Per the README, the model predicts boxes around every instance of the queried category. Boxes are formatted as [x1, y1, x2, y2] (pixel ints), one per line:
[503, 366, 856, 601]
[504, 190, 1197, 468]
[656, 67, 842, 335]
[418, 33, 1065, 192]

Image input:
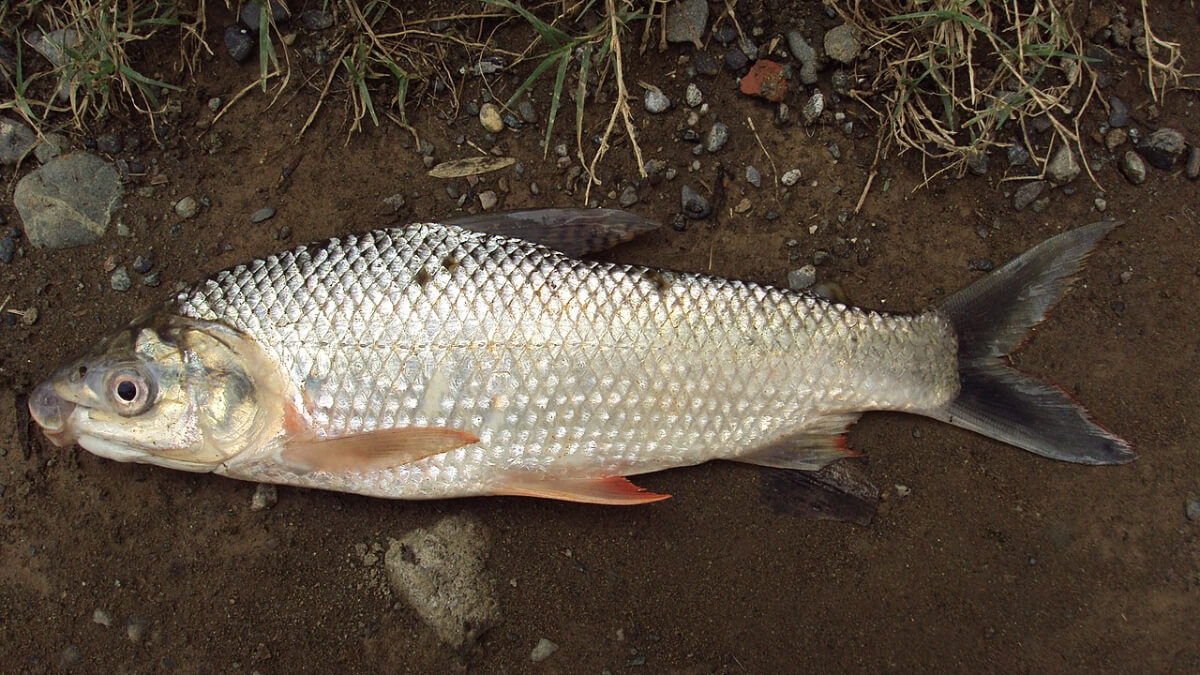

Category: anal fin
[496, 475, 671, 505]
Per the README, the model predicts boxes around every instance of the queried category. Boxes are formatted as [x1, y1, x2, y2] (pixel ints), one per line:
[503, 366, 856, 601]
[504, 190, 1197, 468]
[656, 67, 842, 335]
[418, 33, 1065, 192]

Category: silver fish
[28, 209, 1133, 504]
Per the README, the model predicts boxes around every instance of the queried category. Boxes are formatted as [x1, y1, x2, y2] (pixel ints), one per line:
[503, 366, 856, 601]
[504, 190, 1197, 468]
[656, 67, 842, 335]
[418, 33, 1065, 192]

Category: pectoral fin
[496, 475, 671, 505]
[281, 427, 479, 472]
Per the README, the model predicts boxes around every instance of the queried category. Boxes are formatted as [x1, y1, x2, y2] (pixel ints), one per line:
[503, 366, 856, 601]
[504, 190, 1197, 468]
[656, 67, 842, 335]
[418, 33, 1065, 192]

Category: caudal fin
[929, 222, 1135, 465]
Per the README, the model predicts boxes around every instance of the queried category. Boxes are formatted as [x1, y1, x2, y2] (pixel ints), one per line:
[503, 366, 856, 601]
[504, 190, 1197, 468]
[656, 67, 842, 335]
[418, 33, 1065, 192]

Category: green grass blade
[483, 0, 570, 48]
[542, 51, 570, 157]
[506, 48, 568, 108]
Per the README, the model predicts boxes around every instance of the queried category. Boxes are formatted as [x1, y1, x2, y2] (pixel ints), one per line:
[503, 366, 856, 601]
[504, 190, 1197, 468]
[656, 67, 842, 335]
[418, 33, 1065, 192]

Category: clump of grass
[836, 0, 1101, 183]
[0, 0, 184, 133]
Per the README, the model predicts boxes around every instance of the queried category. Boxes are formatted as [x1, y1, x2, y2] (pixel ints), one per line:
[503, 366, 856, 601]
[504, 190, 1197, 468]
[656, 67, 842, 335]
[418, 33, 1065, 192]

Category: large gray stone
[386, 515, 500, 648]
[15, 153, 122, 249]
[665, 0, 708, 46]
[824, 24, 861, 65]
[0, 116, 36, 165]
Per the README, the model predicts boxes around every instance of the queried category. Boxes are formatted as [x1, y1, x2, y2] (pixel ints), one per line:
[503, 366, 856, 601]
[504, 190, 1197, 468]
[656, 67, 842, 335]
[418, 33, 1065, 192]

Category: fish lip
[29, 379, 79, 446]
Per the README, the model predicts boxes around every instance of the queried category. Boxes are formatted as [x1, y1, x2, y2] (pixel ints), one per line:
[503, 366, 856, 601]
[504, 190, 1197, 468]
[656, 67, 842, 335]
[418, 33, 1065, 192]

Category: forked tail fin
[928, 222, 1135, 464]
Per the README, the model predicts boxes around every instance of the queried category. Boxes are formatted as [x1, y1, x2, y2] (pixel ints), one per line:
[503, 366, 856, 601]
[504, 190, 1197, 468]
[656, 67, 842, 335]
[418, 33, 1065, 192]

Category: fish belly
[180, 224, 958, 498]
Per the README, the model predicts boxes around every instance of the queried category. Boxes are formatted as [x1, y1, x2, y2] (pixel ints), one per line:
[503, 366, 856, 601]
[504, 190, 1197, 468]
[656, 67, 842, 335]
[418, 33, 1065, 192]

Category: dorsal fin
[444, 208, 659, 256]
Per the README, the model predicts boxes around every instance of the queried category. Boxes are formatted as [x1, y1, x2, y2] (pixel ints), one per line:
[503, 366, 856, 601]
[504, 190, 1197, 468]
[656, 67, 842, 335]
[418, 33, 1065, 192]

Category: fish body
[29, 210, 1133, 504]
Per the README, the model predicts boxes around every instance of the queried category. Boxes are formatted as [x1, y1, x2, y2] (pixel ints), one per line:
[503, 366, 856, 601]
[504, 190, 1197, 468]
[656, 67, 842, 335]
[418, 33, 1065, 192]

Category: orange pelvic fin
[281, 426, 479, 472]
[497, 475, 671, 505]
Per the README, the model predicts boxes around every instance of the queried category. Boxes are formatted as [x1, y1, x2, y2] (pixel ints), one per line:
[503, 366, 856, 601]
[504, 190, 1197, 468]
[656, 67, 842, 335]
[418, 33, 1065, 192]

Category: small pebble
[705, 122, 729, 153]
[723, 49, 749, 74]
[174, 196, 199, 219]
[967, 152, 988, 176]
[644, 89, 671, 114]
[894, 484, 911, 498]
[1186, 499, 1200, 522]
[787, 265, 816, 290]
[1119, 151, 1146, 185]
[618, 185, 639, 207]
[479, 190, 498, 210]
[1006, 143, 1030, 166]
[1107, 96, 1129, 128]
[300, 9, 334, 30]
[801, 92, 824, 125]
[1012, 180, 1044, 211]
[92, 609, 113, 627]
[827, 142, 841, 160]
[142, 271, 161, 287]
[680, 185, 711, 219]
[733, 197, 751, 214]
[685, 83, 703, 108]
[530, 638, 559, 663]
[250, 483, 278, 511]
[1046, 145, 1080, 185]
[479, 103, 504, 133]
[110, 267, 131, 292]
[1187, 147, 1200, 180]
[713, 25, 737, 45]
[517, 100, 538, 124]
[1094, 197, 1107, 212]
[207, 97, 222, 112]
[1104, 128, 1128, 151]
[745, 165, 761, 188]
[251, 206, 276, 223]
[1136, 127, 1186, 170]
[0, 235, 14, 264]
[96, 133, 122, 154]
[126, 617, 147, 643]
[132, 255, 154, 274]
[224, 25, 254, 62]
[781, 169, 802, 186]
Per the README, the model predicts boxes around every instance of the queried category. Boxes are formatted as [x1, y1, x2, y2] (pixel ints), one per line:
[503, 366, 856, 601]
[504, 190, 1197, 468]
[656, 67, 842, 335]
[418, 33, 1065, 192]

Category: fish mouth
[29, 380, 79, 447]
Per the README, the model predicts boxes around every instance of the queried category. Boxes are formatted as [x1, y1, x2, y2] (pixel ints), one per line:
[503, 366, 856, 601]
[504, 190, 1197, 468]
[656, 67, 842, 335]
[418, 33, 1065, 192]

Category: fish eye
[107, 367, 156, 416]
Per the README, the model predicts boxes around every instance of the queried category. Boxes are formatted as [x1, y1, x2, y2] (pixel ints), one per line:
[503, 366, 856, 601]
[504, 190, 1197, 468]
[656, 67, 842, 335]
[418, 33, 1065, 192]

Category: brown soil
[2, 2, 1198, 672]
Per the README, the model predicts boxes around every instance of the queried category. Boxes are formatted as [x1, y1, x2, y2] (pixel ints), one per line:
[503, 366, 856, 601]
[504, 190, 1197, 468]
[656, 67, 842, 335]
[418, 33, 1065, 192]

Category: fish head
[29, 313, 287, 472]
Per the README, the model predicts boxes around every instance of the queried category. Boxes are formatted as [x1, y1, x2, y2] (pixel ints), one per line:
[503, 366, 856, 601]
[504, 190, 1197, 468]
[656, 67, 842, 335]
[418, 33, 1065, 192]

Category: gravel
[1187, 147, 1200, 180]
[110, 267, 131, 292]
[1006, 143, 1030, 166]
[786, 31, 819, 85]
[1012, 180, 1045, 211]
[787, 265, 817, 290]
[705, 122, 730, 152]
[1187, 499, 1200, 522]
[0, 115, 37, 165]
[174, 196, 199, 219]
[801, 92, 825, 125]
[224, 25, 254, 63]
[824, 24, 861, 64]
[479, 190, 498, 210]
[680, 185, 711, 219]
[1135, 127, 1186, 170]
[781, 168, 802, 186]
[530, 638, 559, 662]
[1108, 96, 1129, 127]
[1120, 150, 1147, 184]
[1046, 146, 1080, 185]
[250, 483, 278, 511]
[685, 83, 703, 108]
[643, 89, 671, 114]
[479, 103, 504, 133]
[300, 9, 334, 31]
[251, 206, 276, 223]
[618, 185, 639, 207]
[745, 165, 762, 188]
[0, 235, 15, 264]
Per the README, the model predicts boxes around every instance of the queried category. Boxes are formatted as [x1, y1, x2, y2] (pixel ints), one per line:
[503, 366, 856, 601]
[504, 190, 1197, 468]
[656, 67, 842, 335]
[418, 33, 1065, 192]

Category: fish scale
[174, 223, 958, 498]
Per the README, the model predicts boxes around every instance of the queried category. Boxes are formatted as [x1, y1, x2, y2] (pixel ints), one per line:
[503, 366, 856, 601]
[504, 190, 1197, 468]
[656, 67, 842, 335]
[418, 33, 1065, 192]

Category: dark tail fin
[929, 222, 1135, 465]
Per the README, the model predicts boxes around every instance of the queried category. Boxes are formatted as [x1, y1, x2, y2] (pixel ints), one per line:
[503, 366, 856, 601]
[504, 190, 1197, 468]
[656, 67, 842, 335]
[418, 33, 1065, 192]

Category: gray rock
[1012, 180, 1044, 211]
[530, 638, 559, 662]
[0, 116, 36, 165]
[693, 51, 719, 77]
[34, 133, 68, 163]
[385, 514, 500, 648]
[96, 134, 122, 154]
[1006, 143, 1030, 166]
[781, 168, 802, 186]
[824, 24, 861, 65]
[1187, 499, 1200, 522]
[705, 122, 730, 152]
[1094, 197, 1107, 212]
[787, 265, 817, 290]
[517, 100, 537, 124]
[685, 82, 703, 108]
[618, 185, 639, 207]
[15, 153, 122, 248]
[251, 206, 276, 223]
[1108, 96, 1129, 128]
[827, 142, 841, 161]
[786, 31, 819, 85]
[141, 271, 161, 287]
[1135, 127, 1186, 170]
[775, 102, 790, 125]
[681, 185, 711, 219]
[0, 236, 14, 264]
[723, 49, 749, 74]
[737, 36, 758, 61]
[644, 88, 671, 114]
[132, 255, 154, 274]
[110, 266, 131, 292]
[1046, 146, 1080, 185]
[240, 0, 290, 31]
[745, 165, 762, 188]
[1104, 128, 1128, 152]
[801, 92, 825, 126]
[250, 483, 278, 510]
[1187, 146, 1199, 180]
[479, 190, 498, 210]
[967, 151, 989, 176]
[224, 25, 254, 63]
[92, 608, 113, 627]
[665, 0, 708, 46]
[712, 25, 737, 45]
[174, 196, 199, 219]
[300, 9, 334, 31]
[1119, 150, 1146, 184]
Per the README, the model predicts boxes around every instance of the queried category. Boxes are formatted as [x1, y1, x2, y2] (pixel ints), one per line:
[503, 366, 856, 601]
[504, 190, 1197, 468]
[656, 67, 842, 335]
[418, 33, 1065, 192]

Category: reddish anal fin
[281, 427, 479, 473]
[497, 476, 671, 505]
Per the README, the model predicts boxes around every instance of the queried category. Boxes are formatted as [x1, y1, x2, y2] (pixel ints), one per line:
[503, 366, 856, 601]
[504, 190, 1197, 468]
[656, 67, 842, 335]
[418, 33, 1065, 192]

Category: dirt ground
[2, 1, 1199, 672]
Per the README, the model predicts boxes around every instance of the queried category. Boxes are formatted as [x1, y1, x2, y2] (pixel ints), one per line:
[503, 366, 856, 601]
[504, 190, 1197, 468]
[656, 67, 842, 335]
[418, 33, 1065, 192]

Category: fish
[28, 209, 1134, 505]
